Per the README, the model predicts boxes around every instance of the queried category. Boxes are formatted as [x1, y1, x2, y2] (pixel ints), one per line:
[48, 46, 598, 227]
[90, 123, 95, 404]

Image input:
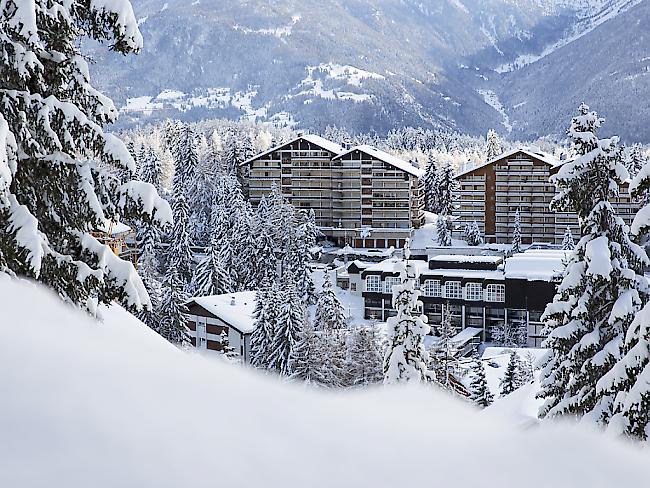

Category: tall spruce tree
[250, 281, 276, 369]
[500, 351, 521, 397]
[436, 161, 458, 216]
[597, 152, 650, 439]
[268, 277, 305, 376]
[0, 0, 171, 312]
[511, 208, 522, 254]
[158, 268, 190, 346]
[315, 272, 348, 331]
[289, 320, 322, 384]
[383, 243, 431, 384]
[537, 104, 648, 425]
[429, 304, 458, 388]
[436, 214, 452, 247]
[423, 153, 439, 212]
[470, 359, 494, 408]
[190, 237, 233, 297]
[485, 129, 503, 161]
[348, 326, 385, 386]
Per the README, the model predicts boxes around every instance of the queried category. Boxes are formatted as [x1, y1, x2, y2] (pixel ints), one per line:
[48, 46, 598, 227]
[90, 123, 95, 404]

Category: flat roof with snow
[504, 250, 569, 281]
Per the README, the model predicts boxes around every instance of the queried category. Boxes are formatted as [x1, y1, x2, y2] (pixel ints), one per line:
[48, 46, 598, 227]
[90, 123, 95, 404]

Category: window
[465, 283, 483, 301]
[365, 275, 381, 293]
[384, 276, 400, 294]
[444, 281, 462, 299]
[423, 280, 441, 297]
[486, 284, 505, 302]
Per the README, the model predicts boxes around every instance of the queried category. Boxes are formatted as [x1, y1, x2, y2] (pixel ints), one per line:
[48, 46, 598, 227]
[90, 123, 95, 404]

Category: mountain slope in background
[91, 0, 650, 141]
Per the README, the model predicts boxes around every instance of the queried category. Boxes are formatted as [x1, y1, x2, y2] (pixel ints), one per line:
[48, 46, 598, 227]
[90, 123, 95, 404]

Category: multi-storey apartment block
[455, 148, 639, 244]
[241, 135, 425, 248]
[360, 250, 567, 347]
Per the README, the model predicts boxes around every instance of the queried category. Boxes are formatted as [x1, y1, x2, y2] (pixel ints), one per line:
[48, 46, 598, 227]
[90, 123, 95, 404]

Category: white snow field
[1, 277, 649, 488]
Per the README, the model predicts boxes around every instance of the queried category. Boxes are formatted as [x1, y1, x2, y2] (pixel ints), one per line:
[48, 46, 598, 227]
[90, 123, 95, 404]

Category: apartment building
[240, 135, 425, 248]
[360, 250, 567, 347]
[455, 148, 639, 244]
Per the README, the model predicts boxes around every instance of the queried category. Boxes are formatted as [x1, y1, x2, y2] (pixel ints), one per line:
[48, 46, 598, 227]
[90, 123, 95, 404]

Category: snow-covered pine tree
[423, 153, 439, 212]
[436, 214, 452, 247]
[158, 268, 190, 346]
[190, 236, 233, 297]
[596, 147, 650, 439]
[436, 160, 458, 216]
[485, 129, 503, 161]
[166, 125, 197, 287]
[289, 320, 322, 384]
[0, 0, 171, 312]
[538, 104, 648, 425]
[250, 282, 277, 369]
[348, 326, 385, 386]
[562, 226, 575, 250]
[511, 208, 522, 254]
[470, 359, 494, 408]
[137, 219, 163, 331]
[624, 144, 647, 179]
[500, 351, 521, 397]
[315, 272, 348, 331]
[290, 211, 317, 303]
[464, 220, 482, 246]
[139, 146, 163, 194]
[516, 353, 535, 387]
[268, 277, 305, 376]
[383, 243, 431, 384]
[219, 330, 239, 362]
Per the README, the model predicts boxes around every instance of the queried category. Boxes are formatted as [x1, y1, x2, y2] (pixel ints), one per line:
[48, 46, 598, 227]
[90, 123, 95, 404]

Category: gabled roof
[455, 147, 561, 179]
[186, 291, 257, 334]
[241, 134, 344, 166]
[333, 145, 424, 178]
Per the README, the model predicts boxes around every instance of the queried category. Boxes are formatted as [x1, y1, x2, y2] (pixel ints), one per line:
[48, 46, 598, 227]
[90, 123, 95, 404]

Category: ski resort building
[185, 291, 257, 361]
[360, 250, 568, 347]
[240, 135, 425, 248]
[454, 148, 639, 244]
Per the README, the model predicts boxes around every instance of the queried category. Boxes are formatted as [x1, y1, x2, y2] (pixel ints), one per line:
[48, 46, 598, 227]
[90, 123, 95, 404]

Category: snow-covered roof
[455, 147, 561, 179]
[504, 250, 569, 281]
[333, 246, 396, 258]
[241, 134, 344, 165]
[187, 291, 257, 334]
[429, 254, 502, 264]
[363, 258, 429, 275]
[451, 327, 482, 345]
[333, 145, 424, 178]
[96, 220, 133, 236]
[421, 268, 505, 280]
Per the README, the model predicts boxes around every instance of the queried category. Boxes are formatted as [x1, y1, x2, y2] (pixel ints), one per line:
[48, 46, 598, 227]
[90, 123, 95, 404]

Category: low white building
[185, 291, 257, 362]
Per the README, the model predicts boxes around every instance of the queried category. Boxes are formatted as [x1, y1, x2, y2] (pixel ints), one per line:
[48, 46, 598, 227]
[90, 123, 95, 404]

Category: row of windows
[365, 276, 505, 302]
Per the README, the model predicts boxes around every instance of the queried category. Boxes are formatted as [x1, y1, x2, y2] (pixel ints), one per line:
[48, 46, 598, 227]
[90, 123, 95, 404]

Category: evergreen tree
[250, 282, 276, 369]
[219, 330, 239, 362]
[500, 351, 521, 397]
[158, 268, 190, 346]
[383, 244, 431, 384]
[436, 214, 452, 247]
[0, 0, 171, 312]
[597, 148, 650, 439]
[348, 326, 385, 386]
[423, 153, 439, 212]
[624, 144, 647, 179]
[562, 226, 575, 250]
[138, 146, 163, 194]
[436, 161, 458, 216]
[470, 359, 494, 408]
[485, 129, 503, 161]
[315, 272, 348, 331]
[268, 277, 305, 376]
[511, 209, 522, 254]
[289, 321, 322, 384]
[538, 104, 648, 425]
[166, 125, 197, 287]
[137, 221, 163, 331]
[190, 237, 233, 297]
[464, 220, 482, 246]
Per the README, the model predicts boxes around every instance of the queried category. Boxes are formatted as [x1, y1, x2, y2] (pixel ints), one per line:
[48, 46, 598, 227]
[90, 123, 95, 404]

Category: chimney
[230, 296, 236, 306]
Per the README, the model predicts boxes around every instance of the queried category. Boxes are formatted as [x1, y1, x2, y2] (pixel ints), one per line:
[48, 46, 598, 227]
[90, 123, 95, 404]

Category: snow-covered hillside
[1, 277, 650, 487]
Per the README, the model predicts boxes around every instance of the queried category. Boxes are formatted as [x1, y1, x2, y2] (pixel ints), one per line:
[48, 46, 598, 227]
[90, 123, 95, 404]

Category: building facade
[185, 291, 256, 361]
[360, 251, 566, 347]
[241, 135, 425, 248]
[455, 148, 639, 244]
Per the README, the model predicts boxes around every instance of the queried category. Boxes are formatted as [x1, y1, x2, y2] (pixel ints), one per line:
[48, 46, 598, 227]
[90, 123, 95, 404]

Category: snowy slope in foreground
[1, 278, 649, 487]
